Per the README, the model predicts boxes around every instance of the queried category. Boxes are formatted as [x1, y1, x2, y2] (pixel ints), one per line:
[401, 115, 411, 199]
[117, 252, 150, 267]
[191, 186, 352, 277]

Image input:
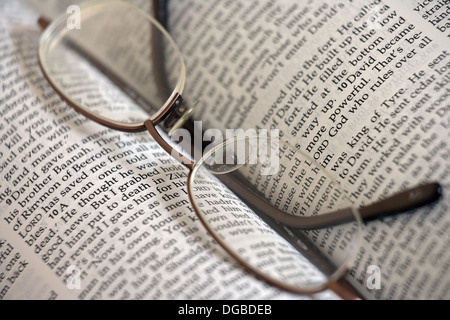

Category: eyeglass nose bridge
[153, 94, 198, 136]
[146, 94, 197, 171]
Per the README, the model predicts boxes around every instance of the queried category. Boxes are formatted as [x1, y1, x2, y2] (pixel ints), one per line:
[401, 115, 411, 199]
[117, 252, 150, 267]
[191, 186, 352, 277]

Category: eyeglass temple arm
[219, 174, 442, 229]
[357, 182, 442, 220]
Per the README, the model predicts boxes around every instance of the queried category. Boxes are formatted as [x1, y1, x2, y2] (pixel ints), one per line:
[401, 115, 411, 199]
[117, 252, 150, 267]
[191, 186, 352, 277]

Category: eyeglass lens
[39, 1, 185, 127]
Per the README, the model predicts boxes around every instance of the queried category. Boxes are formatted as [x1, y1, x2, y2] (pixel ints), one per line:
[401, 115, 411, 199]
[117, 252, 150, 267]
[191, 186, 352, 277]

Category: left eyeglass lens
[39, 1, 185, 125]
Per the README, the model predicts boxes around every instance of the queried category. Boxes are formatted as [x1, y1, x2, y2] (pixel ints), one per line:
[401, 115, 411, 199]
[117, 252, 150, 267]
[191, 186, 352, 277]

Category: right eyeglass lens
[189, 136, 362, 293]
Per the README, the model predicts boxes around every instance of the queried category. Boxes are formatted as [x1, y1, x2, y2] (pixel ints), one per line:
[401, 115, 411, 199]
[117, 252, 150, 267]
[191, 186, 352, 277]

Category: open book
[1, 0, 449, 300]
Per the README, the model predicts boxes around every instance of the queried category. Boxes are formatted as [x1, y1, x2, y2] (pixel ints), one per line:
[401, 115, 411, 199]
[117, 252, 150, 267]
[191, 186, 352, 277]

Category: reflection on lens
[39, 1, 185, 127]
[189, 136, 362, 293]
[202, 136, 254, 174]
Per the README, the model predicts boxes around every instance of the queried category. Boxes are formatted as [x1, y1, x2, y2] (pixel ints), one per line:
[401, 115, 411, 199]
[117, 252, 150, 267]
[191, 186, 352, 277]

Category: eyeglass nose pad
[168, 99, 201, 136]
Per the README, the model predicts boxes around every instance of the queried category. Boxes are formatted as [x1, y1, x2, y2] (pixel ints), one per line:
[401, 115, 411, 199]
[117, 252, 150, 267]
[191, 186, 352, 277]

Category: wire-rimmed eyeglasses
[37, 1, 442, 298]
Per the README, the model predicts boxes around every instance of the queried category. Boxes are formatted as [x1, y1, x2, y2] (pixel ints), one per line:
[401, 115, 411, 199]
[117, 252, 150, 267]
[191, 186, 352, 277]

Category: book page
[6, 0, 448, 300]
[1, 0, 336, 300]
[165, 0, 450, 299]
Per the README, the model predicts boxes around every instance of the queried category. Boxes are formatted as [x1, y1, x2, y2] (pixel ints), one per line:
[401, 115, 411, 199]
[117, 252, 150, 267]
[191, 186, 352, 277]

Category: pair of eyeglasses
[37, 1, 442, 298]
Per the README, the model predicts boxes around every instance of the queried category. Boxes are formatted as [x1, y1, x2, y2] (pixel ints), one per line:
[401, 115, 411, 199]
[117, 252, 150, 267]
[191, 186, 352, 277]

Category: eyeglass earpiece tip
[431, 182, 443, 201]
